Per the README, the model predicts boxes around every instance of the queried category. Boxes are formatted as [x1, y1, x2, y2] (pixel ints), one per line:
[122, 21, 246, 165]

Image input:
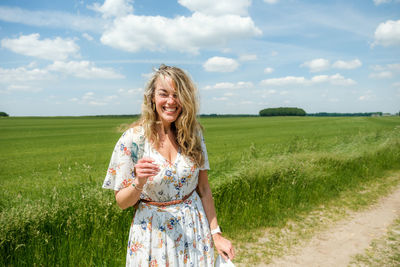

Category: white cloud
[264, 0, 279, 4]
[0, 6, 104, 33]
[369, 71, 393, 79]
[239, 54, 258, 61]
[261, 74, 356, 86]
[72, 91, 118, 106]
[0, 65, 53, 83]
[264, 67, 274, 74]
[1, 33, 80, 61]
[178, 0, 251, 16]
[301, 58, 330, 72]
[373, 0, 400, 5]
[332, 59, 362, 70]
[203, 57, 239, 72]
[1, 84, 43, 93]
[212, 97, 228, 101]
[311, 73, 356, 85]
[89, 0, 133, 19]
[204, 81, 253, 90]
[100, 12, 261, 53]
[358, 90, 375, 101]
[369, 63, 400, 79]
[47, 61, 124, 79]
[261, 76, 307, 86]
[373, 20, 400, 47]
[118, 88, 143, 95]
[82, 33, 94, 41]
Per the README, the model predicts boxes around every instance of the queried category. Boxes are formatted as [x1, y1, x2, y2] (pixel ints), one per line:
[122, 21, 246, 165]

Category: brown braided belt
[141, 189, 196, 207]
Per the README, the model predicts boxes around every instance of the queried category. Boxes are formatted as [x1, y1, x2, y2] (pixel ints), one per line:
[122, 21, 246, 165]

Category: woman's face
[152, 75, 182, 127]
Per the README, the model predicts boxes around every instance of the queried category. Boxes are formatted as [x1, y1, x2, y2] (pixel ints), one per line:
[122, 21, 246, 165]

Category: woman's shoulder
[120, 125, 145, 143]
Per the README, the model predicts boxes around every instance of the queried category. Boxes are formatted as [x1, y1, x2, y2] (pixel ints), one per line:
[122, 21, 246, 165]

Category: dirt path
[257, 184, 400, 267]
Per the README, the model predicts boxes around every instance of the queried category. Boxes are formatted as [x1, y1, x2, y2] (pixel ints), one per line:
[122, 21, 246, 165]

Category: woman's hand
[213, 234, 235, 261]
[134, 157, 159, 185]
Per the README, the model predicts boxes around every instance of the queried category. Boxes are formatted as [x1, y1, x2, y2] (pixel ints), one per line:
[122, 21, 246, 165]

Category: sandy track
[261, 184, 400, 267]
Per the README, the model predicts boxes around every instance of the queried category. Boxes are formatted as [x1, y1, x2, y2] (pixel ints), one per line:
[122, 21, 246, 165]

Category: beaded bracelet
[131, 182, 143, 191]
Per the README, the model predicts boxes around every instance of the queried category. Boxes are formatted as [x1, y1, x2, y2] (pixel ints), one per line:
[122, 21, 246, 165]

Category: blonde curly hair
[132, 64, 205, 167]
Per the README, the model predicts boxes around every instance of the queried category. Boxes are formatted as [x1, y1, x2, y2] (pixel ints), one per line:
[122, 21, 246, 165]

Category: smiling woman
[102, 64, 235, 266]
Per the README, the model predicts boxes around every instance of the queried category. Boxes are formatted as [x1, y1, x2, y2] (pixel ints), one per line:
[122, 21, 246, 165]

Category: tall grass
[1, 116, 400, 265]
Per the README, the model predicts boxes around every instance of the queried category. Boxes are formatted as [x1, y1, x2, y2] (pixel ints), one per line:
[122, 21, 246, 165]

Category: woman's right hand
[134, 157, 160, 186]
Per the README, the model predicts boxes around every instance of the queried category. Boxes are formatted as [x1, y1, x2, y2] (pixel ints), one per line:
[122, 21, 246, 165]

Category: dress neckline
[146, 139, 181, 166]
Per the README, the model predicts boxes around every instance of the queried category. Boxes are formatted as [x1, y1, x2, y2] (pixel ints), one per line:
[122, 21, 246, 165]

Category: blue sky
[0, 0, 399, 116]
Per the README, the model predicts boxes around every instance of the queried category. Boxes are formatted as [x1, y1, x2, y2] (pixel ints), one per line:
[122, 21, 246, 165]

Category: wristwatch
[211, 226, 222, 235]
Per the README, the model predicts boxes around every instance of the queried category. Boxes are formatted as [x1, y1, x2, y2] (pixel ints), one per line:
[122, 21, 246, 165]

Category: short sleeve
[102, 128, 141, 191]
[199, 131, 210, 171]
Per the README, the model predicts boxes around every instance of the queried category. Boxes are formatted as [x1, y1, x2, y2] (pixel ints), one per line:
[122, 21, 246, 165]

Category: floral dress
[102, 126, 214, 267]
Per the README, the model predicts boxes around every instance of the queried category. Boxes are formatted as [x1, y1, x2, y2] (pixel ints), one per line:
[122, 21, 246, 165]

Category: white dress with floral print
[103, 126, 214, 267]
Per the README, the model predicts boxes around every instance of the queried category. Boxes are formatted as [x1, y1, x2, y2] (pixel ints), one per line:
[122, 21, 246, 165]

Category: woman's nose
[167, 95, 176, 103]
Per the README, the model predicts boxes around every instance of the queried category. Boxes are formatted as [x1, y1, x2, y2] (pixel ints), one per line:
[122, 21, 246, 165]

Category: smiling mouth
[163, 107, 178, 113]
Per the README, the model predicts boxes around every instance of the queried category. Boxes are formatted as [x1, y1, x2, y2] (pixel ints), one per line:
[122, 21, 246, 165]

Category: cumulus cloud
[1, 33, 79, 61]
[261, 76, 307, 86]
[369, 63, 400, 79]
[203, 57, 239, 72]
[373, 20, 400, 47]
[178, 0, 251, 16]
[332, 59, 362, 69]
[1, 84, 43, 93]
[118, 88, 143, 95]
[101, 13, 261, 53]
[301, 58, 362, 72]
[89, 0, 133, 18]
[72, 91, 119, 106]
[369, 71, 393, 79]
[99, 0, 261, 54]
[0, 65, 53, 83]
[261, 74, 356, 86]
[239, 54, 258, 61]
[358, 90, 375, 101]
[47, 61, 124, 79]
[301, 58, 330, 72]
[82, 33, 94, 41]
[203, 81, 253, 90]
[373, 0, 400, 5]
[264, 67, 274, 74]
[311, 74, 356, 85]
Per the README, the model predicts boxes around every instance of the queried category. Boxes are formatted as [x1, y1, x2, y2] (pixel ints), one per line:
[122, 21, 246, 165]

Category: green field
[1, 116, 400, 265]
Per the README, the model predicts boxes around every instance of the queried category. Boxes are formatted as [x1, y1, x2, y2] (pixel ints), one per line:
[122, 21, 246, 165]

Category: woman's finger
[138, 157, 155, 163]
[136, 162, 159, 170]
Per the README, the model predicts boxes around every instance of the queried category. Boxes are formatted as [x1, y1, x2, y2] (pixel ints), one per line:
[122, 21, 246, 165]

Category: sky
[0, 0, 399, 116]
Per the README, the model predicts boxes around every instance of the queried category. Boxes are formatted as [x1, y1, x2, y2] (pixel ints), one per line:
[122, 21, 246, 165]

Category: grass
[1, 116, 400, 265]
[235, 170, 400, 264]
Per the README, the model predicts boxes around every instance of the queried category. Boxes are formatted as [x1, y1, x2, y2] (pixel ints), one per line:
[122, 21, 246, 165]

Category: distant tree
[0, 112, 9, 117]
[259, 107, 306, 116]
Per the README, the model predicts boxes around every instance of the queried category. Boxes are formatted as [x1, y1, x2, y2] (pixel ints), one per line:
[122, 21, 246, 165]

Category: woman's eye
[159, 93, 168, 97]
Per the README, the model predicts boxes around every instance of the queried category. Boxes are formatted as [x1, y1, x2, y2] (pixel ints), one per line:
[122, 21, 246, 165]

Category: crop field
[1, 116, 400, 265]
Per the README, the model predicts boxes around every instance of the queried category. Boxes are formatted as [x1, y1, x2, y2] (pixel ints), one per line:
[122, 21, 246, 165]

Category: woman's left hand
[213, 234, 235, 261]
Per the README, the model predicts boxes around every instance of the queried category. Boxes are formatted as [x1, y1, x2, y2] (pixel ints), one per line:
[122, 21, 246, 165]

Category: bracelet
[211, 226, 222, 235]
[131, 182, 143, 191]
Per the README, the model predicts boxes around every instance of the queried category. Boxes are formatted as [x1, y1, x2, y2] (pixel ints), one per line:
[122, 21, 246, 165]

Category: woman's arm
[197, 170, 235, 261]
[115, 157, 159, 209]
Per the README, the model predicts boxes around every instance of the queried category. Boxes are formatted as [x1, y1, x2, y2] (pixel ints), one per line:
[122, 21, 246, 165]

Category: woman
[103, 64, 235, 266]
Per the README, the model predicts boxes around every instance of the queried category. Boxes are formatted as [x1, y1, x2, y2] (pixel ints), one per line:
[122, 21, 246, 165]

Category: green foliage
[307, 112, 382, 117]
[0, 112, 9, 117]
[259, 107, 306, 116]
[1, 116, 400, 265]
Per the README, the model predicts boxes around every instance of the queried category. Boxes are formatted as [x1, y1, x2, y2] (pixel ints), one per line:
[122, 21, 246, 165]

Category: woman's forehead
[155, 75, 176, 92]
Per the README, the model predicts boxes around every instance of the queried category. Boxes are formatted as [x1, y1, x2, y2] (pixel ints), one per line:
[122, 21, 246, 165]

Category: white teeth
[164, 107, 176, 112]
